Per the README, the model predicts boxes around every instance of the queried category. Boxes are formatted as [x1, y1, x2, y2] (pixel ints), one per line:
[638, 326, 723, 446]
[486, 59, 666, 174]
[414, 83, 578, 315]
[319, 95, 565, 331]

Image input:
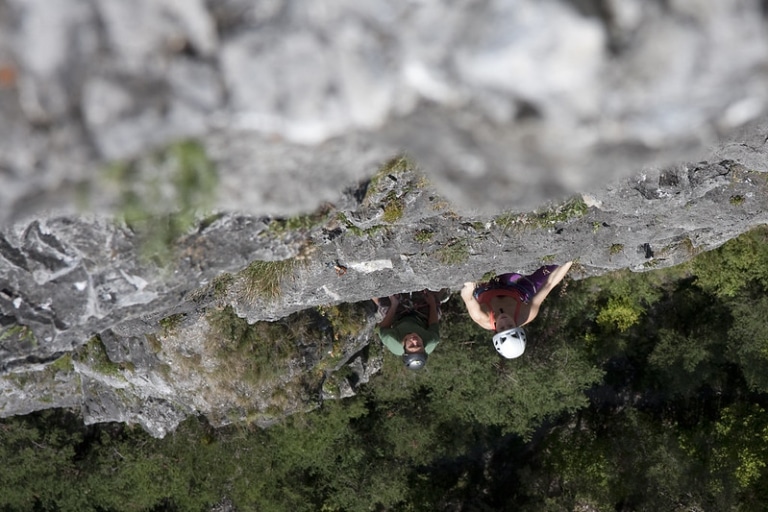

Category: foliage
[381, 192, 405, 223]
[76, 336, 128, 377]
[266, 203, 333, 235]
[496, 195, 589, 232]
[533, 195, 589, 226]
[206, 306, 307, 386]
[596, 296, 641, 332]
[433, 238, 469, 265]
[692, 226, 768, 298]
[726, 296, 768, 392]
[159, 313, 184, 335]
[0, 324, 37, 347]
[413, 228, 434, 243]
[318, 302, 370, 341]
[0, 411, 84, 511]
[5, 227, 768, 511]
[49, 353, 74, 373]
[241, 258, 300, 300]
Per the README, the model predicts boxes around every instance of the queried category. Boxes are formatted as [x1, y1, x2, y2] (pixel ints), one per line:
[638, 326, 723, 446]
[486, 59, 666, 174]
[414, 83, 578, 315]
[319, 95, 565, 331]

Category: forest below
[3, 227, 768, 511]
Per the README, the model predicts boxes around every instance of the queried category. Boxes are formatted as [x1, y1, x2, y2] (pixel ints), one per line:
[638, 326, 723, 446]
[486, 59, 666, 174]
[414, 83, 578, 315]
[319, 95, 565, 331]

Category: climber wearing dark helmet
[461, 261, 573, 359]
[373, 290, 444, 370]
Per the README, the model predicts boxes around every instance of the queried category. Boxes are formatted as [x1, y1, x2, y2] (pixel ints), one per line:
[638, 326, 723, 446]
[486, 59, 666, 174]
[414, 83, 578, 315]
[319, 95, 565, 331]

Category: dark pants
[473, 265, 558, 303]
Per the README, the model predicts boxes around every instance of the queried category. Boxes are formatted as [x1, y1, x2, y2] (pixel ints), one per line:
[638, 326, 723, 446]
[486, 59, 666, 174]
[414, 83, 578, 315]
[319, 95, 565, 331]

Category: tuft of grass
[318, 303, 369, 341]
[242, 259, 301, 301]
[320, 366, 356, 398]
[481, 270, 497, 282]
[337, 212, 365, 237]
[532, 196, 588, 227]
[49, 353, 74, 374]
[381, 192, 405, 223]
[367, 156, 410, 198]
[434, 238, 470, 265]
[431, 199, 452, 211]
[441, 210, 461, 221]
[160, 313, 185, 336]
[494, 211, 529, 231]
[414, 174, 431, 189]
[730, 195, 745, 206]
[336, 212, 387, 238]
[77, 336, 125, 377]
[414, 229, 434, 244]
[266, 203, 334, 235]
[206, 307, 307, 387]
[496, 196, 589, 232]
[313, 303, 372, 372]
[609, 244, 624, 256]
[0, 324, 37, 347]
[211, 273, 235, 299]
[541, 254, 556, 263]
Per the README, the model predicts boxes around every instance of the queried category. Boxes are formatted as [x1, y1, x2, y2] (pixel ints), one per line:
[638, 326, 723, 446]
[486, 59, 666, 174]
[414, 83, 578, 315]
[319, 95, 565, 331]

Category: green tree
[0, 411, 84, 511]
[693, 227, 768, 298]
[727, 296, 768, 393]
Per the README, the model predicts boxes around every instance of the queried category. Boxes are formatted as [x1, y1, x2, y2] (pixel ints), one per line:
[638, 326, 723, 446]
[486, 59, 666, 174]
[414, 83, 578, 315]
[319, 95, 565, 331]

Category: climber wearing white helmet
[461, 261, 573, 359]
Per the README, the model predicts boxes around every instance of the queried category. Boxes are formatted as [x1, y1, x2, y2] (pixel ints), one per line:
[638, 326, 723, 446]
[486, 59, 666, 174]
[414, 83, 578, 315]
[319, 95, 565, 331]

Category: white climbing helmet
[492, 327, 527, 359]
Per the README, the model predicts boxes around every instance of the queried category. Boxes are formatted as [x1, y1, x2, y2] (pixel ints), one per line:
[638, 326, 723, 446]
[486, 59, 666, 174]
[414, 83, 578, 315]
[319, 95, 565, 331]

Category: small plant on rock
[434, 238, 470, 265]
[382, 192, 405, 223]
[160, 313, 185, 336]
[242, 258, 301, 301]
[77, 336, 128, 377]
[414, 229, 434, 244]
[0, 324, 37, 346]
[206, 307, 311, 387]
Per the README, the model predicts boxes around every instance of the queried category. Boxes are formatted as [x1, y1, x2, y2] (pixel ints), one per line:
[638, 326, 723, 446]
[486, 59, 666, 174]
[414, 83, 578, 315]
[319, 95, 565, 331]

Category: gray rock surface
[1, 0, 768, 437]
[2, 152, 768, 436]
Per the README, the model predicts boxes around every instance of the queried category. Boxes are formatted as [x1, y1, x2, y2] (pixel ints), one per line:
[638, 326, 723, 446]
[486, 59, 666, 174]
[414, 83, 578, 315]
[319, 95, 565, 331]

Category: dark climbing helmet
[402, 352, 428, 370]
[492, 327, 527, 359]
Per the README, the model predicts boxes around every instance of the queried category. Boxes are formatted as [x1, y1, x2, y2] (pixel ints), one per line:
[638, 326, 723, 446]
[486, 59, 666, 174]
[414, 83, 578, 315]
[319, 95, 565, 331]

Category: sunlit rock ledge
[2, 152, 767, 437]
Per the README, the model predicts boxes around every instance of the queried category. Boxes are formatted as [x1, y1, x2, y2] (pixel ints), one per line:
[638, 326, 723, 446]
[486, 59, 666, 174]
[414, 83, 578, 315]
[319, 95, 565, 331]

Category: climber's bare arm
[461, 282, 494, 330]
[529, 261, 573, 311]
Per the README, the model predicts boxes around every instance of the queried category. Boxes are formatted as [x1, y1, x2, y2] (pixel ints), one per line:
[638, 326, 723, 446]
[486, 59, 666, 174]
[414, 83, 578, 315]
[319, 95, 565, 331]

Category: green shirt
[375, 315, 440, 356]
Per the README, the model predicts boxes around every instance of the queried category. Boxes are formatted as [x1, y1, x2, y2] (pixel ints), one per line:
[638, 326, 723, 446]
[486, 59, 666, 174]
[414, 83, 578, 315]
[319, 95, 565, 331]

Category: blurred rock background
[2, 0, 767, 221]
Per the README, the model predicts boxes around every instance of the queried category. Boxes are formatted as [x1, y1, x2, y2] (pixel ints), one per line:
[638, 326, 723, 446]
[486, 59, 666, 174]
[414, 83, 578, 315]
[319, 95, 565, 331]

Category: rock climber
[372, 290, 445, 370]
[461, 261, 573, 359]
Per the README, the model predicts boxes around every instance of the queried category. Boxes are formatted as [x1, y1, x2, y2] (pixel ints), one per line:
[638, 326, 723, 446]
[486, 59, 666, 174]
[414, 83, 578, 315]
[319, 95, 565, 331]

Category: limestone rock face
[2, 154, 768, 437]
[1, 0, 768, 437]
